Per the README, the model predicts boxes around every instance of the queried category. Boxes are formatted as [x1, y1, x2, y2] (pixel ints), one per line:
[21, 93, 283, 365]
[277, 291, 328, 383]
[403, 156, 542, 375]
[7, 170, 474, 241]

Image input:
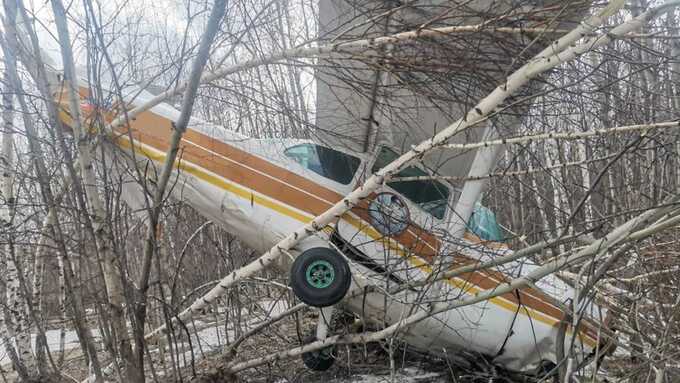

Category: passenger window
[371, 146, 449, 219]
[284, 143, 361, 185]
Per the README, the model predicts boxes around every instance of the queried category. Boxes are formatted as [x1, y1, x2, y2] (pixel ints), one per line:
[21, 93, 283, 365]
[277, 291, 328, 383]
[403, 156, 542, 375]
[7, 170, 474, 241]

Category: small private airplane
[42, 0, 615, 379]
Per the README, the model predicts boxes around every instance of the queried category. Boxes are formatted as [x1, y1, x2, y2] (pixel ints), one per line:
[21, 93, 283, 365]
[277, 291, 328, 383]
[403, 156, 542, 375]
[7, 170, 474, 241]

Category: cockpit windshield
[372, 146, 450, 219]
[284, 143, 361, 185]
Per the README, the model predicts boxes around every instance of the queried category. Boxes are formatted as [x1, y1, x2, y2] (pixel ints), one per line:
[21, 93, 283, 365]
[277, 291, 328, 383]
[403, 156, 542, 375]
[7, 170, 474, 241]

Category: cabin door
[334, 146, 454, 283]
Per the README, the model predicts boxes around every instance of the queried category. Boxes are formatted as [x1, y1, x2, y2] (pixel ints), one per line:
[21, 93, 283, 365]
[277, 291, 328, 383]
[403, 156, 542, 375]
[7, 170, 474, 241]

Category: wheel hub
[306, 260, 335, 289]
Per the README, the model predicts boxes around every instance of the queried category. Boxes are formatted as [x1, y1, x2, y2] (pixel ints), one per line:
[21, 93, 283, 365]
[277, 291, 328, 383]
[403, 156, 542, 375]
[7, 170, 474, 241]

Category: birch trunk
[669, 10, 680, 188]
[6, 247, 37, 373]
[129, 2, 227, 380]
[530, 155, 552, 234]
[48, 0, 137, 380]
[57, 254, 67, 366]
[0, 22, 42, 380]
[4, 1, 104, 379]
[31, 214, 49, 372]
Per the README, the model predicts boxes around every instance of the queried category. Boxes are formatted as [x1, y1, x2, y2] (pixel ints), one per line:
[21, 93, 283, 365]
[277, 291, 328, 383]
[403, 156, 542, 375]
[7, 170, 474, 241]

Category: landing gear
[291, 248, 350, 370]
[301, 306, 337, 371]
[290, 247, 351, 307]
[301, 333, 336, 371]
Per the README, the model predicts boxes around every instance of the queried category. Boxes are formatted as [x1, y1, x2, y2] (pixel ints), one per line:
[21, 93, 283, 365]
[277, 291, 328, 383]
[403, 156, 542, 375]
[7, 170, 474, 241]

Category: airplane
[40, 0, 615, 380]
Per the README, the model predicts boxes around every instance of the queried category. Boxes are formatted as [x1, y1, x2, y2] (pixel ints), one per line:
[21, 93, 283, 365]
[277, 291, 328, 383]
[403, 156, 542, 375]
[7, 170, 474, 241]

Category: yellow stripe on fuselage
[115, 135, 315, 224]
[115, 131, 597, 348]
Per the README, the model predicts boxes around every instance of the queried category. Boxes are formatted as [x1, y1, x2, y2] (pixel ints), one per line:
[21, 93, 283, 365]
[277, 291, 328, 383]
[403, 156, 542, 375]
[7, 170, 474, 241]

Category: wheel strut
[316, 306, 335, 340]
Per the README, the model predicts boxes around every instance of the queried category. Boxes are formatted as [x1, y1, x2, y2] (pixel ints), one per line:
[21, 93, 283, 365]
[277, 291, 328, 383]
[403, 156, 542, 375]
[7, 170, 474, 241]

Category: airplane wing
[313, 0, 590, 178]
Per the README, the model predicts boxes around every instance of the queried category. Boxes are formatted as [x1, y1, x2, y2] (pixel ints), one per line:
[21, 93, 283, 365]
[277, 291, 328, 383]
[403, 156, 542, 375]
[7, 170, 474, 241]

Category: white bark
[547, 140, 569, 253]
[0, 85, 13, 227]
[0, 19, 38, 378]
[6, 247, 37, 372]
[653, 366, 665, 383]
[445, 7, 616, 233]
[670, 10, 680, 188]
[576, 139, 594, 223]
[0, 50, 16, 360]
[49, 0, 133, 379]
[57, 254, 66, 366]
[86, 0, 228, 380]
[6, 1, 104, 379]
[442, 121, 680, 150]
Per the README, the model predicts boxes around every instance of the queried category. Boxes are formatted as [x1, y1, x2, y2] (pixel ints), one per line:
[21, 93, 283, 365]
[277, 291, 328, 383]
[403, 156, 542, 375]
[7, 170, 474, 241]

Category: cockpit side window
[371, 146, 450, 219]
[468, 203, 505, 242]
[284, 143, 361, 185]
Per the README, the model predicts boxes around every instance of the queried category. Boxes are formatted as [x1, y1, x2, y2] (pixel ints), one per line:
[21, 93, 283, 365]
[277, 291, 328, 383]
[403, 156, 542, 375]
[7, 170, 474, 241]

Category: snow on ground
[324, 368, 448, 383]
[1, 300, 455, 383]
[0, 328, 95, 367]
[180, 299, 289, 361]
[0, 299, 289, 370]
[0, 300, 450, 383]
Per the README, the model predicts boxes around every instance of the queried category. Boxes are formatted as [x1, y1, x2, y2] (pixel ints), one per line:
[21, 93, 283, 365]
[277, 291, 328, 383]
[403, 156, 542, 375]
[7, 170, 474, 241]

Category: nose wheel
[290, 247, 351, 308]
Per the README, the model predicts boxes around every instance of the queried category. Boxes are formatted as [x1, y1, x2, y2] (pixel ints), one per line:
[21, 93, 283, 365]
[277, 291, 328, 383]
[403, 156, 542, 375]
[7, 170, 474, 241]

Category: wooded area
[0, 0, 679, 382]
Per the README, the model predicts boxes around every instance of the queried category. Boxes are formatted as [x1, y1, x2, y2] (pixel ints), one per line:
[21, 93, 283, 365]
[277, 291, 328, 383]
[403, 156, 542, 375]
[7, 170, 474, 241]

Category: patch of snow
[0, 299, 293, 370]
[1, 328, 96, 367]
[328, 368, 448, 383]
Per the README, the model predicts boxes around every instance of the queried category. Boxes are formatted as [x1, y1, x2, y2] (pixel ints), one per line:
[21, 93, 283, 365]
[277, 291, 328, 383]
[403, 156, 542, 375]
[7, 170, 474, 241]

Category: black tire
[301, 334, 335, 371]
[535, 360, 558, 382]
[290, 247, 351, 308]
